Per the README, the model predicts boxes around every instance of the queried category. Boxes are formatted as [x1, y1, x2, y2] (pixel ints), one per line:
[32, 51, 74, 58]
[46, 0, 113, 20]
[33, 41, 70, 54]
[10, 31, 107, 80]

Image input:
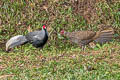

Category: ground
[0, 0, 120, 79]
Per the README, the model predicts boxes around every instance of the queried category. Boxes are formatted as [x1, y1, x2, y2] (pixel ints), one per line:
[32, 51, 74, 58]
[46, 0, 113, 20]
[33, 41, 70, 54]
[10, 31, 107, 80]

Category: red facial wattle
[60, 30, 64, 34]
[43, 25, 46, 29]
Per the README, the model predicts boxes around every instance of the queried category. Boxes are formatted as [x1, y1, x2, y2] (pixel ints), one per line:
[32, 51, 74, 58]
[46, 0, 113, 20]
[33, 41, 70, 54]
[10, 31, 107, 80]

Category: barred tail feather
[94, 30, 114, 44]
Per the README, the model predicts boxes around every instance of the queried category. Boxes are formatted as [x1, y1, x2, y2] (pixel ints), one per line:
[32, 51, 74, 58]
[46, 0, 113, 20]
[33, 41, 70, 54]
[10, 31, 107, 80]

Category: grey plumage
[25, 30, 45, 43]
[6, 35, 27, 51]
[6, 25, 48, 51]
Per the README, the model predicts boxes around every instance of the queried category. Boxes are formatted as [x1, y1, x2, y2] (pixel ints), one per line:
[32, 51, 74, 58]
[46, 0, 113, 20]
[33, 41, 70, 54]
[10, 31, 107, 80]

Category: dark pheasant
[60, 25, 114, 47]
[6, 25, 48, 51]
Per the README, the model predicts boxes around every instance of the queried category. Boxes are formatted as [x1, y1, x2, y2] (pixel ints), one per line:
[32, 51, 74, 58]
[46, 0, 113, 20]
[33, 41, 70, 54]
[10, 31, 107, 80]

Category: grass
[0, 0, 120, 80]
[0, 42, 120, 79]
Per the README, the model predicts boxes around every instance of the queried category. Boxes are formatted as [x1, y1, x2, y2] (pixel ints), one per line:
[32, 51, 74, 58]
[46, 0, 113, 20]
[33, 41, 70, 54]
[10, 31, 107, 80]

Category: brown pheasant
[60, 25, 114, 47]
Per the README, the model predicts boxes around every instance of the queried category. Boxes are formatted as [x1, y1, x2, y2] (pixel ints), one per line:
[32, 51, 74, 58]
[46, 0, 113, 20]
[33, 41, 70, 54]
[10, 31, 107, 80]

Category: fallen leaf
[89, 42, 96, 48]
[0, 65, 6, 69]
[43, 6, 49, 13]
[27, 26, 32, 32]
[0, 74, 14, 79]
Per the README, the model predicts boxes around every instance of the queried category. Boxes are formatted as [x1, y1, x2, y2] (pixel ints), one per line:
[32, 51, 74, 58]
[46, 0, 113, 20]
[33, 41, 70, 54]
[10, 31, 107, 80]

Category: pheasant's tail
[94, 29, 114, 44]
[6, 35, 28, 51]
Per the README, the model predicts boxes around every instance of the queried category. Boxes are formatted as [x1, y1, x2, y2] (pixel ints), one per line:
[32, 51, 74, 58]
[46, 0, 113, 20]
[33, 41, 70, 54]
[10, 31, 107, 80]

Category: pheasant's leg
[70, 39, 86, 52]
[82, 46, 84, 51]
[40, 47, 43, 53]
[77, 43, 86, 52]
[81, 45, 86, 53]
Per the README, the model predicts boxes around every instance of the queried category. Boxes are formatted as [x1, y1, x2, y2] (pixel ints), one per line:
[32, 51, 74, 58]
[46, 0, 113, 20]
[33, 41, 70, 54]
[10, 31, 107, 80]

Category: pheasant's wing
[70, 31, 96, 40]
[71, 38, 93, 46]
[25, 30, 45, 42]
[67, 31, 96, 46]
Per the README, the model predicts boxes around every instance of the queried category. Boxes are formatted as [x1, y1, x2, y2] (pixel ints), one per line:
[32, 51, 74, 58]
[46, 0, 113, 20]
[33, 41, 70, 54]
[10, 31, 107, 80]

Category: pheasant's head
[42, 25, 46, 29]
[60, 30, 65, 35]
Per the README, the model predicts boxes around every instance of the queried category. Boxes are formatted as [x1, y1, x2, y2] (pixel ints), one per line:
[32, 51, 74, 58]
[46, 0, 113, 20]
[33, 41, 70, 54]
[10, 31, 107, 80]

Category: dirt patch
[0, 42, 6, 51]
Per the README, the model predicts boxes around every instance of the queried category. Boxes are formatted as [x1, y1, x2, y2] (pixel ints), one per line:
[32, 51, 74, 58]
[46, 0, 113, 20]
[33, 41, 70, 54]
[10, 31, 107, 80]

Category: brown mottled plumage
[60, 25, 114, 47]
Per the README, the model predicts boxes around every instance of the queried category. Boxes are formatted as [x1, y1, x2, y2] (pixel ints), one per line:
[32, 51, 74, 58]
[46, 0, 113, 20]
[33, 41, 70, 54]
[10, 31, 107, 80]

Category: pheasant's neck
[64, 31, 71, 37]
[44, 29, 48, 37]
